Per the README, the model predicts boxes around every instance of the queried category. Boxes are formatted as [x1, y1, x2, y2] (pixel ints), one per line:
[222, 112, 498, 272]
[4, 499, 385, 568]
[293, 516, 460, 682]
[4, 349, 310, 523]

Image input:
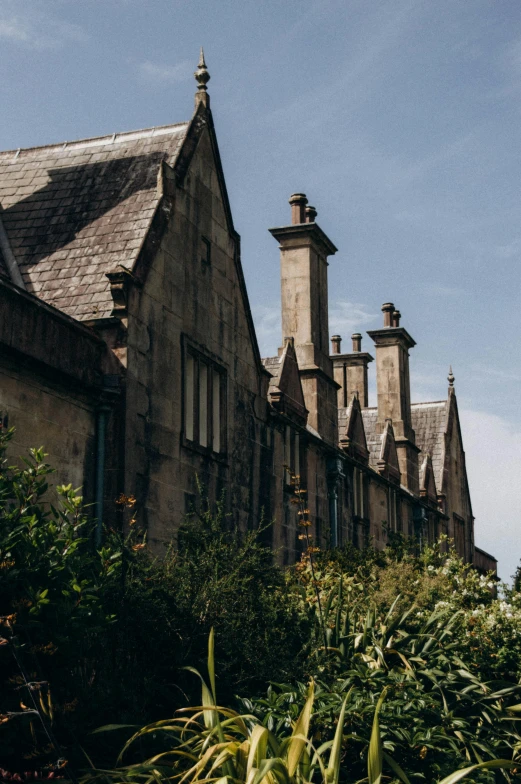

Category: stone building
[0, 54, 496, 572]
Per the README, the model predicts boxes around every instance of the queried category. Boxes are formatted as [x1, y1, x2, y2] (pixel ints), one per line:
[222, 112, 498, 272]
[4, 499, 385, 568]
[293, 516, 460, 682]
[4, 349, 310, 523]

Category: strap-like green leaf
[285, 681, 314, 777]
[208, 627, 217, 704]
[326, 691, 350, 784]
[438, 759, 516, 784]
[367, 688, 387, 784]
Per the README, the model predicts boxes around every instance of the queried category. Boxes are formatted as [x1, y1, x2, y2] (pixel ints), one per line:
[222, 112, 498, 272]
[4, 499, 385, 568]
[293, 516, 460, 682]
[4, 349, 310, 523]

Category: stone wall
[0, 278, 107, 503]
[122, 125, 270, 549]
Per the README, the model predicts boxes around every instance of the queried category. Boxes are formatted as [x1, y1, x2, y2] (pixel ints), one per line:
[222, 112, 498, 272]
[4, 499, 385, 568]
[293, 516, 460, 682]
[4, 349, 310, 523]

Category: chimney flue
[331, 334, 342, 354]
[305, 205, 317, 223]
[382, 302, 395, 327]
[392, 310, 401, 327]
[289, 193, 308, 225]
[352, 333, 362, 352]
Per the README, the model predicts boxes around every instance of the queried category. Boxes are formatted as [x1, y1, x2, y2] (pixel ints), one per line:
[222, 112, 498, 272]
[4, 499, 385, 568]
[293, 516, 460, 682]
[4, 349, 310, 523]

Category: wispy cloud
[138, 59, 193, 85]
[425, 284, 466, 297]
[260, 0, 422, 142]
[460, 407, 521, 583]
[252, 305, 280, 357]
[469, 363, 521, 383]
[493, 238, 521, 260]
[0, 4, 87, 49]
[493, 35, 521, 100]
[253, 300, 377, 358]
[329, 301, 378, 338]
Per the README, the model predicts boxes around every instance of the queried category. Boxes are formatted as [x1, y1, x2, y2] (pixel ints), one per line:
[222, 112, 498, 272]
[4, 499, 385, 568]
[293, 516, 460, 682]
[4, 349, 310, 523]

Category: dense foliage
[0, 427, 305, 772]
[1, 427, 521, 782]
[93, 631, 517, 784]
[243, 546, 521, 782]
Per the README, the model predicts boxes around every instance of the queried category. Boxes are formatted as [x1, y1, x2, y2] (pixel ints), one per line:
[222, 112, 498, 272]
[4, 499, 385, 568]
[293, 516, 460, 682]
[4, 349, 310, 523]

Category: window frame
[201, 236, 211, 266]
[283, 424, 304, 487]
[182, 339, 227, 459]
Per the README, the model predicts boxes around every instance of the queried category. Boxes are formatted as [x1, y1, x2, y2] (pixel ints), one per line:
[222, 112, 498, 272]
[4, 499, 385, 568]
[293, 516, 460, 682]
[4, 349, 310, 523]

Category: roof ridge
[411, 400, 446, 407]
[0, 121, 189, 158]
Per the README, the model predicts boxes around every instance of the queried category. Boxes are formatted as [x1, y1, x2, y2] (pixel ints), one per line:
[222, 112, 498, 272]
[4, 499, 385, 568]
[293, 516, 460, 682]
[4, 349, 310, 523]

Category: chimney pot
[351, 333, 362, 352]
[381, 302, 395, 327]
[331, 334, 342, 354]
[288, 193, 308, 225]
[392, 310, 401, 327]
[305, 205, 317, 223]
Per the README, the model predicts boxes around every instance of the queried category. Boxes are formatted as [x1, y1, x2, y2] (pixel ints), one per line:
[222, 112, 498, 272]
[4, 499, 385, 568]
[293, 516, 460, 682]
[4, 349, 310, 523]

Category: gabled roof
[360, 408, 380, 468]
[411, 401, 447, 490]
[356, 401, 449, 490]
[377, 419, 401, 484]
[262, 339, 307, 422]
[419, 453, 438, 502]
[0, 122, 189, 320]
[340, 394, 369, 463]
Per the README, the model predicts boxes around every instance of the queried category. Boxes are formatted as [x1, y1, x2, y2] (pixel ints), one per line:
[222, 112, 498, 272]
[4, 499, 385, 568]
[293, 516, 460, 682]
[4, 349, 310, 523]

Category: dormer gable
[420, 453, 437, 504]
[265, 337, 308, 423]
[439, 382, 473, 516]
[340, 394, 369, 463]
[377, 419, 401, 485]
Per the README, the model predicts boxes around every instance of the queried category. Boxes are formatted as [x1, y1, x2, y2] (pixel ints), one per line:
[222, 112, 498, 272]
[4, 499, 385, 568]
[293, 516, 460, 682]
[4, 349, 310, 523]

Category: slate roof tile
[339, 402, 449, 492]
[411, 401, 447, 489]
[0, 121, 189, 320]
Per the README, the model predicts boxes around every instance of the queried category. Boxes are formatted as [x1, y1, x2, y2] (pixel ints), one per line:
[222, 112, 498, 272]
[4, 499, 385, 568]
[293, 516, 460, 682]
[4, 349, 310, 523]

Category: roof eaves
[0, 121, 190, 160]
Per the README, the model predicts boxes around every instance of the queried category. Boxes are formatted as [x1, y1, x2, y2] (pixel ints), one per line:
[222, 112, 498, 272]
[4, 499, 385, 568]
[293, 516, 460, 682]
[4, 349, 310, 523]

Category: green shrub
[243, 545, 521, 782]
[89, 631, 518, 784]
[0, 426, 124, 770]
[0, 426, 308, 771]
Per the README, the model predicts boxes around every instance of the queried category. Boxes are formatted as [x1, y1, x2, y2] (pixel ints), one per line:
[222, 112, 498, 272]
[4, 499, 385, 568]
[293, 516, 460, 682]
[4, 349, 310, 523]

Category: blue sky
[0, 0, 520, 580]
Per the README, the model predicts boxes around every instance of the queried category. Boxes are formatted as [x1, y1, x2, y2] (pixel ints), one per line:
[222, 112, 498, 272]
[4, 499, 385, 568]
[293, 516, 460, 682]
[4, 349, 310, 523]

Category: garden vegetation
[1, 425, 521, 782]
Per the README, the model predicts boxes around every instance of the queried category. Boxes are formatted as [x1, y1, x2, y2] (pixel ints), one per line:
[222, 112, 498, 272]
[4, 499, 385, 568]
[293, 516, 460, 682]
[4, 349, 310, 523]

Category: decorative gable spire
[194, 47, 210, 108]
[448, 365, 455, 393]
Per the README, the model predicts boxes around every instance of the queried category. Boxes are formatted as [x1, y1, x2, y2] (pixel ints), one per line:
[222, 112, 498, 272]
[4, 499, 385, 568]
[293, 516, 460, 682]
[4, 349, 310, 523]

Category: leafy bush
[2, 424, 521, 782]
[0, 426, 124, 770]
[0, 426, 307, 771]
[242, 546, 521, 782]
[90, 631, 517, 784]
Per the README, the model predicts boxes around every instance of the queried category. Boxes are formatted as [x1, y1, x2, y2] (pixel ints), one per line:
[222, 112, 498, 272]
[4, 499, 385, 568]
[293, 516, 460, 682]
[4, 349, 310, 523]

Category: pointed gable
[439, 388, 473, 513]
[376, 419, 401, 485]
[263, 338, 307, 423]
[340, 394, 369, 463]
[420, 453, 437, 503]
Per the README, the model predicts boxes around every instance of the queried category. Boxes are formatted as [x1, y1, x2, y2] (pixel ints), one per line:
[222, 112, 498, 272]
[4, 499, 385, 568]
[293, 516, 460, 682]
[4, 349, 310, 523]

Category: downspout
[95, 404, 110, 547]
[327, 457, 344, 549]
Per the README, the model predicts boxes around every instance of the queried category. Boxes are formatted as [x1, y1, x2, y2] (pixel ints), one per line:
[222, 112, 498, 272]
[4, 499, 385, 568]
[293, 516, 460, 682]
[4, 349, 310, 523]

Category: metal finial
[194, 47, 210, 93]
[448, 365, 455, 387]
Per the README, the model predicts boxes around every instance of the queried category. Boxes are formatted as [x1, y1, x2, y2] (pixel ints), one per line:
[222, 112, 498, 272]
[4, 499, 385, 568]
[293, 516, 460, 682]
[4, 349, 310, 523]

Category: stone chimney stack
[269, 195, 339, 443]
[331, 332, 373, 409]
[367, 304, 419, 492]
